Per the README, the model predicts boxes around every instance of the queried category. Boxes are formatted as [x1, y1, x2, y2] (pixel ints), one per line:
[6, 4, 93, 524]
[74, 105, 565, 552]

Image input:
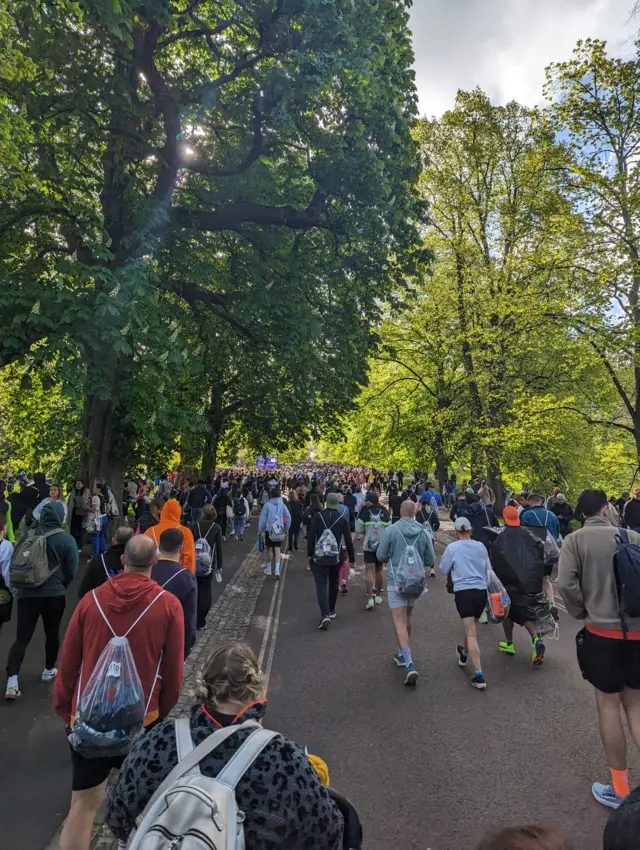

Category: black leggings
[6, 596, 66, 676]
[196, 573, 213, 629]
[288, 522, 301, 550]
[218, 513, 228, 537]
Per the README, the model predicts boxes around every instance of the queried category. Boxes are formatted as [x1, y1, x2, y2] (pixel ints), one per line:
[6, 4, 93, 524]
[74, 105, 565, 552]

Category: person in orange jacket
[144, 499, 196, 573]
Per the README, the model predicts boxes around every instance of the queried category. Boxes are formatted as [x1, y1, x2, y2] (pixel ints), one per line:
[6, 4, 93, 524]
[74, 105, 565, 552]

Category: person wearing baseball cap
[356, 491, 390, 610]
[491, 505, 548, 666]
[439, 515, 491, 690]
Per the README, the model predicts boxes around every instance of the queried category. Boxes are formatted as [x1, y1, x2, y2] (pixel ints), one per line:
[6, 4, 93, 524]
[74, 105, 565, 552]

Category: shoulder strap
[43, 528, 65, 540]
[216, 726, 278, 789]
[196, 522, 202, 539]
[175, 716, 195, 763]
[319, 513, 328, 530]
[161, 568, 186, 589]
[138, 720, 263, 822]
[101, 554, 110, 581]
[483, 506, 490, 525]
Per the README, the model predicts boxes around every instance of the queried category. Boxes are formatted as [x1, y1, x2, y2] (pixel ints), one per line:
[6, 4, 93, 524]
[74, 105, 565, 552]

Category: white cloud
[410, 0, 639, 116]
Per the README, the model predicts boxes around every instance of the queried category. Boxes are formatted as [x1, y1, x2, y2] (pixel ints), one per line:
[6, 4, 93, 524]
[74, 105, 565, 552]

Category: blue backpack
[614, 529, 640, 635]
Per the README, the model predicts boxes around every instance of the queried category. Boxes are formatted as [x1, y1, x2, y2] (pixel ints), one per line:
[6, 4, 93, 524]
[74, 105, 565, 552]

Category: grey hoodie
[17, 501, 79, 598]
[376, 518, 435, 575]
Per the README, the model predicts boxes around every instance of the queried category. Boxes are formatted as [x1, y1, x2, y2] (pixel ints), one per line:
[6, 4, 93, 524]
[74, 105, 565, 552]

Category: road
[0, 529, 258, 850]
[247, 519, 635, 850]
[2, 514, 636, 850]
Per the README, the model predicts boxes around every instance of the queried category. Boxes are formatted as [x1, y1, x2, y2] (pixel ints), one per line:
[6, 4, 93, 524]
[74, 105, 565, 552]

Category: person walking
[105, 642, 345, 850]
[286, 489, 304, 551]
[213, 485, 232, 542]
[67, 479, 91, 551]
[5, 502, 79, 700]
[78, 526, 134, 598]
[558, 488, 640, 810]
[53, 535, 184, 850]
[258, 487, 291, 581]
[144, 498, 196, 574]
[356, 492, 391, 610]
[190, 503, 223, 629]
[521, 493, 561, 618]
[230, 487, 250, 541]
[307, 492, 355, 629]
[622, 489, 640, 533]
[439, 516, 490, 690]
[376, 499, 434, 685]
[152, 528, 198, 657]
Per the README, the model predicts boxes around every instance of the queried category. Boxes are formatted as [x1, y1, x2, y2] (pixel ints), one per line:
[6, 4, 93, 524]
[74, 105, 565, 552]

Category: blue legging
[91, 516, 108, 556]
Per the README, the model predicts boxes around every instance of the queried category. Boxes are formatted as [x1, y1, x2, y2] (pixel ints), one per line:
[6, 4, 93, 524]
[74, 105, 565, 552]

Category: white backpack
[194, 522, 214, 576]
[314, 513, 341, 563]
[129, 719, 277, 850]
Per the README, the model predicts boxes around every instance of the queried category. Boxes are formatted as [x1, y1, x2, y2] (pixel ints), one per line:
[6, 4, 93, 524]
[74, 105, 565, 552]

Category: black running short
[454, 588, 487, 620]
[508, 605, 531, 627]
[363, 551, 382, 565]
[576, 628, 640, 694]
[264, 532, 284, 550]
[69, 741, 125, 791]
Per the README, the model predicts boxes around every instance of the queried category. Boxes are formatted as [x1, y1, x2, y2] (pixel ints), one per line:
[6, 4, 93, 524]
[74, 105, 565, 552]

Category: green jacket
[17, 502, 79, 598]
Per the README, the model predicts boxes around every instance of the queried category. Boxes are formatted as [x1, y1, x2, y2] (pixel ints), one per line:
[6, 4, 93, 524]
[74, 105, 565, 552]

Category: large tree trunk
[487, 462, 505, 518]
[200, 373, 226, 480]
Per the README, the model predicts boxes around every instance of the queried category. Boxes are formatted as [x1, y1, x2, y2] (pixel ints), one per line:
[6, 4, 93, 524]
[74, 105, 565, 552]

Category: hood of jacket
[393, 518, 428, 539]
[464, 501, 491, 520]
[39, 501, 65, 528]
[160, 499, 182, 524]
[98, 571, 160, 614]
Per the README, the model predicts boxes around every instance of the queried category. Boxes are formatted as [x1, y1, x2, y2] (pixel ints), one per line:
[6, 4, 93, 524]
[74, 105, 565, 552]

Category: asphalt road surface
[247, 524, 638, 850]
[0, 529, 257, 850]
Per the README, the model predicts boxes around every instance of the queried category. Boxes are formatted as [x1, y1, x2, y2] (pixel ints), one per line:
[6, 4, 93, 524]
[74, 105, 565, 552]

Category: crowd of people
[1, 464, 640, 849]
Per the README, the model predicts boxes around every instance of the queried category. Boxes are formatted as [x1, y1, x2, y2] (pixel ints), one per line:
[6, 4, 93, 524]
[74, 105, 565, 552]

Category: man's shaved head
[400, 499, 417, 519]
[114, 526, 135, 546]
[124, 535, 157, 571]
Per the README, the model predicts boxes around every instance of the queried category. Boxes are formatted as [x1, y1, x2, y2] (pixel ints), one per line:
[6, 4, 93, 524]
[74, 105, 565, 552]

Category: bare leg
[391, 607, 410, 651]
[375, 563, 384, 595]
[543, 575, 555, 606]
[463, 618, 482, 672]
[365, 563, 374, 597]
[595, 689, 627, 770]
[621, 688, 640, 751]
[406, 605, 414, 640]
[59, 782, 107, 850]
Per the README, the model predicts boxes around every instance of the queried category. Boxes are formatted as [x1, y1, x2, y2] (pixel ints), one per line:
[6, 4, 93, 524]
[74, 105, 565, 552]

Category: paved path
[246, 519, 636, 850]
[6, 513, 638, 849]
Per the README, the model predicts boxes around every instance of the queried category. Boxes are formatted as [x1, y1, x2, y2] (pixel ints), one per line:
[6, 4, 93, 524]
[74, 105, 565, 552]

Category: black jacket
[78, 543, 127, 598]
[308, 509, 355, 565]
[550, 501, 575, 535]
[416, 505, 440, 533]
[137, 511, 159, 534]
[490, 526, 546, 620]
[388, 493, 403, 520]
[624, 498, 640, 530]
[288, 500, 304, 526]
[455, 500, 499, 551]
[187, 483, 210, 510]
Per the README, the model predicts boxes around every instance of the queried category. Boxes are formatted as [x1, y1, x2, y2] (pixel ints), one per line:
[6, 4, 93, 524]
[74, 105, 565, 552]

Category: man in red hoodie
[54, 535, 184, 850]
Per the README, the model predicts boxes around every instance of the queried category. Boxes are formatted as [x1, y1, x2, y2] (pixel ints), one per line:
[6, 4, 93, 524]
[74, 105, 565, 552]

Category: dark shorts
[576, 628, 640, 694]
[454, 589, 487, 620]
[543, 562, 555, 578]
[69, 742, 125, 791]
[509, 606, 532, 627]
[264, 532, 284, 550]
[363, 551, 382, 566]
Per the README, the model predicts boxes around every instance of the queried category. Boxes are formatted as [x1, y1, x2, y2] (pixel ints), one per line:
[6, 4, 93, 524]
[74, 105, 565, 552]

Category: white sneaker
[41, 667, 57, 682]
[215, 569, 222, 584]
[5, 676, 20, 700]
[264, 566, 272, 576]
[274, 565, 281, 579]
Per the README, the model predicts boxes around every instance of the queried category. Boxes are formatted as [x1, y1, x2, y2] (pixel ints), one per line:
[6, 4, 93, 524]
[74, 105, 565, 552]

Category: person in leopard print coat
[106, 642, 344, 849]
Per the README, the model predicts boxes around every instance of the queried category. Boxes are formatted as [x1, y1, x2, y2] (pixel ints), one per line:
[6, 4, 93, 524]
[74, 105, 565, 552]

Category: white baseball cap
[454, 516, 472, 531]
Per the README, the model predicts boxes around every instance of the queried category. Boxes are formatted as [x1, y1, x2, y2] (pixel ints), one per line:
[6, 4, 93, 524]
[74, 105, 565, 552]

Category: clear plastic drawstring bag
[485, 569, 511, 623]
[69, 589, 165, 759]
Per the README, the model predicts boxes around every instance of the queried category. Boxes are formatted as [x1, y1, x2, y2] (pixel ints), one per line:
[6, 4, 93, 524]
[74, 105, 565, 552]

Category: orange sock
[610, 768, 630, 798]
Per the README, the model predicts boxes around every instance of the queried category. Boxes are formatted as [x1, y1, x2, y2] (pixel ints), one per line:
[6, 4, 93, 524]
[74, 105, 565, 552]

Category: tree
[545, 39, 640, 465]
[0, 0, 421, 490]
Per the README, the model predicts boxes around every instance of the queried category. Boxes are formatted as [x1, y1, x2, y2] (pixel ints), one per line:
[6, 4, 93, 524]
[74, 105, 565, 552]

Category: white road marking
[257, 551, 290, 680]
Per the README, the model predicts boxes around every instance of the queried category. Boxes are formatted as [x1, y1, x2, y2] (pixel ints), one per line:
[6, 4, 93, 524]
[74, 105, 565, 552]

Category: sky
[410, 0, 639, 116]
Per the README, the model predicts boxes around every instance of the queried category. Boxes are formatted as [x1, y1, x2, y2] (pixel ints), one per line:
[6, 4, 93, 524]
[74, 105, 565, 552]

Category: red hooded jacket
[53, 571, 184, 727]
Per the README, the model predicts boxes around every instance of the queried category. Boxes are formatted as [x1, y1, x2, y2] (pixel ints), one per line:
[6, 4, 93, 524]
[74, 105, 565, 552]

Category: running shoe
[374, 595, 383, 606]
[456, 645, 468, 667]
[429, 568, 436, 577]
[404, 663, 419, 686]
[393, 651, 407, 668]
[264, 566, 272, 577]
[328, 611, 337, 619]
[318, 617, 331, 630]
[471, 673, 487, 690]
[498, 641, 515, 656]
[5, 684, 20, 700]
[532, 635, 546, 666]
[478, 610, 488, 624]
[41, 668, 57, 682]
[592, 782, 625, 810]
[365, 597, 374, 611]
[215, 569, 222, 584]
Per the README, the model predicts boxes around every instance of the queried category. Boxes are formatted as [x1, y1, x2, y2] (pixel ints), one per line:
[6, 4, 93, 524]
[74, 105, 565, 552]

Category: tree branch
[173, 190, 328, 232]
[186, 99, 264, 177]
[172, 281, 255, 339]
[158, 21, 234, 48]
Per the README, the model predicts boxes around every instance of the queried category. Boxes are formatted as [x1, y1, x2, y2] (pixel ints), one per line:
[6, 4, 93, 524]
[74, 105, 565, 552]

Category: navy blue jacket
[151, 559, 197, 657]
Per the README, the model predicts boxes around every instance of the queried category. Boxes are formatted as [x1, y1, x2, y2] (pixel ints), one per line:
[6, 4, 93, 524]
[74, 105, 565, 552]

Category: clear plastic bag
[68, 636, 146, 759]
[485, 568, 511, 623]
